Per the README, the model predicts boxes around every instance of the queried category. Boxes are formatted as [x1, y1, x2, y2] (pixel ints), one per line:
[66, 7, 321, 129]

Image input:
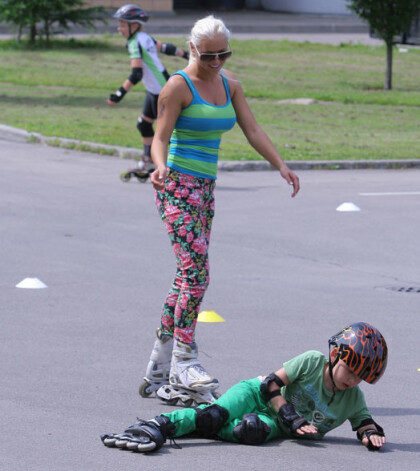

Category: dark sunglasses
[192, 41, 233, 62]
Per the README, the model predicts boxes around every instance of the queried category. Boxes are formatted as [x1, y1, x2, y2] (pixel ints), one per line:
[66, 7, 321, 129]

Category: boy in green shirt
[101, 322, 387, 452]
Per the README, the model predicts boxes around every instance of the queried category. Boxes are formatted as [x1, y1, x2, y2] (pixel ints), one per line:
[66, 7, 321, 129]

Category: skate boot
[139, 329, 173, 398]
[101, 415, 177, 453]
[120, 160, 155, 183]
[156, 340, 219, 407]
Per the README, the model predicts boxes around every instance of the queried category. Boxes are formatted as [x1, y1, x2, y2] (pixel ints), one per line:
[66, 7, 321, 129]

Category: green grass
[0, 36, 419, 160]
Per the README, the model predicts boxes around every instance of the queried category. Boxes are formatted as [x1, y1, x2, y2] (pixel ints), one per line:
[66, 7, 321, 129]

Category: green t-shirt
[282, 350, 372, 438]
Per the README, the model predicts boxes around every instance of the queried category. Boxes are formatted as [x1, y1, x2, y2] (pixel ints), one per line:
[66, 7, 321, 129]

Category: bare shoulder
[221, 68, 242, 95]
[160, 73, 190, 104]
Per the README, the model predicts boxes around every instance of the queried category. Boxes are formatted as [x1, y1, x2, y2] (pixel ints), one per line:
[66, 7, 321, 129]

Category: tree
[0, 0, 106, 44]
[346, 0, 420, 90]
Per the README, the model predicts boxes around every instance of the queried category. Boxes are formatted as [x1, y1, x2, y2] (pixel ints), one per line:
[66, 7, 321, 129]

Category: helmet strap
[327, 345, 340, 405]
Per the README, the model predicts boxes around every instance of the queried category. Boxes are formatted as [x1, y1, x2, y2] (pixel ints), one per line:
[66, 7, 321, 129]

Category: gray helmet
[113, 4, 149, 24]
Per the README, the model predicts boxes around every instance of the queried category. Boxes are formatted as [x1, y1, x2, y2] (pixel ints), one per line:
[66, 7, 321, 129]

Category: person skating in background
[107, 4, 188, 179]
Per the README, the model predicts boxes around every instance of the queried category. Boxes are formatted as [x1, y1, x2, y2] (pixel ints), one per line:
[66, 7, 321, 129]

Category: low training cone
[16, 277, 48, 289]
[336, 202, 361, 212]
[197, 310, 225, 323]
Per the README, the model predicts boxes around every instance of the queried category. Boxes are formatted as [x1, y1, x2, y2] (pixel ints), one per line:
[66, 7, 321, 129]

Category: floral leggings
[155, 170, 215, 344]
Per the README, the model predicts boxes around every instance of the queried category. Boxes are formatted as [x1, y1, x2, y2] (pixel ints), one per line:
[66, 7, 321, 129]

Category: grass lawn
[0, 36, 419, 161]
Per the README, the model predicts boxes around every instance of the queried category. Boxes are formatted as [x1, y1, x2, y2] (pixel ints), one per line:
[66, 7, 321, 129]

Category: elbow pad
[128, 67, 143, 85]
[160, 42, 178, 56]
[260, 372, 285, 401]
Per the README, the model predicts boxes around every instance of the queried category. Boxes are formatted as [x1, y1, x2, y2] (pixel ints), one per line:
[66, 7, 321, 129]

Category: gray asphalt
[1, 137, 420, 470]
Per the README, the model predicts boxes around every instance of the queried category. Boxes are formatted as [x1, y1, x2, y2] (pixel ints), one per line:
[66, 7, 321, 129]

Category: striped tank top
[167, 70, 237, 180]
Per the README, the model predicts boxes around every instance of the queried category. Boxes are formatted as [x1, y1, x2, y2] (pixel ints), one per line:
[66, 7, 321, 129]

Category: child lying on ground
[101, 322, 387, 453]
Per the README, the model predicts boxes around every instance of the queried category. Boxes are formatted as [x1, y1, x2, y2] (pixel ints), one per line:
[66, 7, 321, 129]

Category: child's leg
[161, 407, 197, 437]
[214, 378, 281, 443]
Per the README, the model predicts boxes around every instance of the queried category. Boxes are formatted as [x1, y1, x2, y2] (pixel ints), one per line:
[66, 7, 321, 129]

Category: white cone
[336, 202, 361, 212]
[16, 277, 48, 289]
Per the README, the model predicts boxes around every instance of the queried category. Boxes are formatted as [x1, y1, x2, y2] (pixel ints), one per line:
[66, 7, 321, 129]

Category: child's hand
[294, 423, 318, 435]
[362, 430, 386, 450]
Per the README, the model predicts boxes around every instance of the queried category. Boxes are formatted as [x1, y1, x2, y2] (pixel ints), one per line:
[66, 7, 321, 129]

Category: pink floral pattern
[155, 170, 215, 344]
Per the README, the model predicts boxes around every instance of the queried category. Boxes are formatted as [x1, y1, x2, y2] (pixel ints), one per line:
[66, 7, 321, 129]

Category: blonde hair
[188, 15, 231, 65]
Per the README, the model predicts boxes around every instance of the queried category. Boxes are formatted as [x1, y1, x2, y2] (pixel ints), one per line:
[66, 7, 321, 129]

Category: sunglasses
[192, 41, 232, 62]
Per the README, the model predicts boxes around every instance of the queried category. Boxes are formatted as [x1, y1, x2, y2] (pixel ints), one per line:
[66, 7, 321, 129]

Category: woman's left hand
[279, 163, 300, 197]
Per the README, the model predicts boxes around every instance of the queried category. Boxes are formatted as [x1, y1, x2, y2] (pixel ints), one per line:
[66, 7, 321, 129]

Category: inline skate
[139, 329, 173, 398]
[156, 339, 219, 407]
[120, 160, 155, 183]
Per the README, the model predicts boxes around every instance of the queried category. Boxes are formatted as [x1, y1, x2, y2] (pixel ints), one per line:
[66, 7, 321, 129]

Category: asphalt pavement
[1, 136, 420, 471]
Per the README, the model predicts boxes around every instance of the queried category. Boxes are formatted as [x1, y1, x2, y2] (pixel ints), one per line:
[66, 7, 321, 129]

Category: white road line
[359, 192, 420, 196]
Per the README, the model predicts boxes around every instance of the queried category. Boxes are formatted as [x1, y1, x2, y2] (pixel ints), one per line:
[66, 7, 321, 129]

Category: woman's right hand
[150, 166, 168, 190]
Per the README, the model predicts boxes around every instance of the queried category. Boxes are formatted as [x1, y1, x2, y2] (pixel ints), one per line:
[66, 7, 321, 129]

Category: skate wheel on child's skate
[120, 171, 131, 182]
[138, 381, 154, 398]
[134, 173, 149, 183]
[102, 435, 118, 447]
[161, 397, 179, 406]
[180, 398, 194, 408]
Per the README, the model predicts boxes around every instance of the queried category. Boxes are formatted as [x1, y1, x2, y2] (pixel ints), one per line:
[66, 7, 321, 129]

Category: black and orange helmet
[328, 322, 388, 384]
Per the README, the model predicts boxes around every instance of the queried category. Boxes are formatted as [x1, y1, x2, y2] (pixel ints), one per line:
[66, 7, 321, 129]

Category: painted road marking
[359, 192, 420, 196]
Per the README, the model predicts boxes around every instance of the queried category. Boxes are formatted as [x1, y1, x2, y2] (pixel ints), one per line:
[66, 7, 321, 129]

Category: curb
[1, 124, 419, 171]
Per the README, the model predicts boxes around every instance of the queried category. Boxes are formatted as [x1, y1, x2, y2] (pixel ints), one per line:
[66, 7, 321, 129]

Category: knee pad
[233, 413, 271, 446]
[137, 117, 154, 138]
[195, 404, 229, 438]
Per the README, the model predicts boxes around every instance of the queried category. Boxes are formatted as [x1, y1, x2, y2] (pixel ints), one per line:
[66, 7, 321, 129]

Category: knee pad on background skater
[137, 117, 154, 138]
[195, 404, 229, 438]
[233, 413, 271, 446]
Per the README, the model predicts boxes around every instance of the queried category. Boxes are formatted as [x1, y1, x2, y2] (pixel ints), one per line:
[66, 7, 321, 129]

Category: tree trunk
[385, 41, 393, 90]
[16, 24, 23, 44]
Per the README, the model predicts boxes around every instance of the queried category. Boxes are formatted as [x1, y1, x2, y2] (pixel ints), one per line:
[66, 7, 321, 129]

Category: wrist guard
[356, 419, 385, 451]
[260, 373, 285, 401]
[361, 429, 385, 451]
[278, 403, 309, 433]
[182, 50, 189, 60]
[109, 86, 126, 103]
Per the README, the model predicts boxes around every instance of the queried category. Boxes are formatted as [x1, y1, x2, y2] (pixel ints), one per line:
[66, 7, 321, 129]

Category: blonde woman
[139, 15, 300, 407]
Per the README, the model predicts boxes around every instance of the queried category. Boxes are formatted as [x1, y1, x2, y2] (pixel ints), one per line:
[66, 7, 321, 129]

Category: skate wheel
[162, 397, 178, 406]
[120, 171, 131, 182]
[138, 381, 154, 398]
[180, 398, 194, 408]
[135, 174, 149, 183]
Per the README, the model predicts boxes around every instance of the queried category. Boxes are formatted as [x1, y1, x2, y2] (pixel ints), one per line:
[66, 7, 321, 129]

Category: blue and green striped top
[167, 70, 236, 180]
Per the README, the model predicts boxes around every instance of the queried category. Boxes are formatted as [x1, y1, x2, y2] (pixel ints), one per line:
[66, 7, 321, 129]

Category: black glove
[363, 429, 386, 451]
[108, 86, 127, 103]
[278, 403, 309, 434]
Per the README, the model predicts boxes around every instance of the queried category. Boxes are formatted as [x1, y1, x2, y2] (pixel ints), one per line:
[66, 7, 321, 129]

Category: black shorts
[142, 92, 159, 120]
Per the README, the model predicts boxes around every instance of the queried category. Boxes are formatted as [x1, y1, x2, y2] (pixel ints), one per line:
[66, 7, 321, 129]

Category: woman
[139, 15, 300, 407]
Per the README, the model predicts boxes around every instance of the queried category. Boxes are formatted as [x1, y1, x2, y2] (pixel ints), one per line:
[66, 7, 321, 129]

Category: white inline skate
[139, 329, 173, 398]
[156, 339, 219, 407]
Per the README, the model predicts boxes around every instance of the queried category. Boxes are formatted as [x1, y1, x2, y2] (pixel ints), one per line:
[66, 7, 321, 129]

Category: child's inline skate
[120, 160, 155, 183]
[156, 339, 219, 407]
[139, 329, 173, 398]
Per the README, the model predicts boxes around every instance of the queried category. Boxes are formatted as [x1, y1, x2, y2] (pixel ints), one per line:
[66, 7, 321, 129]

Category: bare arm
[107, 58, 142, 106]
[265, 368, 318, 435]
[150, 76, 188, 189]
[228, 72, 300, 197]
